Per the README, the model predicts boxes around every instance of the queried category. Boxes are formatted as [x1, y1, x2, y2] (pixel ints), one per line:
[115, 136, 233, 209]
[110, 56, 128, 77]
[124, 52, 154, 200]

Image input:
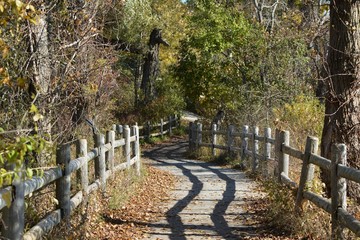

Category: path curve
[142, 139, 264, 240]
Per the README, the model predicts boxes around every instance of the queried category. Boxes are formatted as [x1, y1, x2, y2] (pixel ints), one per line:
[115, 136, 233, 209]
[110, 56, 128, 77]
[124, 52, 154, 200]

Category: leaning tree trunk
[140, 28, 169, 105]
[321, 0, 360, 202]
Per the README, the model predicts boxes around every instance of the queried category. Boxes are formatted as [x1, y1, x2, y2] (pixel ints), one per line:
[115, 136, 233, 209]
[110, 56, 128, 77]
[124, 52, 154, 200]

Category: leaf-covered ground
[50, 165, 176, 240]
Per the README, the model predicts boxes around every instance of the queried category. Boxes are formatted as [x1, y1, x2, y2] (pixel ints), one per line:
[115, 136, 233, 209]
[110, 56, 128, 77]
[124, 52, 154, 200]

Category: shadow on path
[144, 140, 260, 239]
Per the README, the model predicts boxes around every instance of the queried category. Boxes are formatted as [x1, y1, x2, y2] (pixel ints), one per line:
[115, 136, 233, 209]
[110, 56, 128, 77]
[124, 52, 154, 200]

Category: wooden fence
[139, 115, 179, 140]
[0, 115, 179, 240]
[189, 122, 360, 239]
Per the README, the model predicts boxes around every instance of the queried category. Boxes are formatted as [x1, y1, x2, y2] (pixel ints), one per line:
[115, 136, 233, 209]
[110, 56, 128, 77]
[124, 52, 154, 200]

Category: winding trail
[142, 139, 264, 240]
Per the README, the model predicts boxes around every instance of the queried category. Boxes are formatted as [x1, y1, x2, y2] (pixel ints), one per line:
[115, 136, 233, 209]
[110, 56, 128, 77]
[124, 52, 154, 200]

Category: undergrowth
[261, 179, 331, 239]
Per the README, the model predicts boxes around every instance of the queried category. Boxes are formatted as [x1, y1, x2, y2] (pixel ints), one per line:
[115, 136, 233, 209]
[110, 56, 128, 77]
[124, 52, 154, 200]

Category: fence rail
[138, 115, 179, 139]
[0, 115, 179, 240]
[189, 122, 360, 239]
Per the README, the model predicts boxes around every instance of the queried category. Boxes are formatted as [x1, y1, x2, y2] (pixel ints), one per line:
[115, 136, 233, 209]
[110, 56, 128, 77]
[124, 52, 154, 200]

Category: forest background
[0, 0, 330, 187]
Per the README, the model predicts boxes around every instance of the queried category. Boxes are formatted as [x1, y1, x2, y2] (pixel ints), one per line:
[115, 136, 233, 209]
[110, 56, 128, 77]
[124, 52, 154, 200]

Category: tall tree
[321, 0, 360, 201]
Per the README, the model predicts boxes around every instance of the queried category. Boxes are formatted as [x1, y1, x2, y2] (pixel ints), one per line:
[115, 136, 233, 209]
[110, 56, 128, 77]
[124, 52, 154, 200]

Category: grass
[108, 167, 147, 210]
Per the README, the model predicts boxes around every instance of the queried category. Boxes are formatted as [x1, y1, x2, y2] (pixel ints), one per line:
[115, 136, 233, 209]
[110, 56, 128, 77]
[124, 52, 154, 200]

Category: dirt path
[142, 139, 265, 240]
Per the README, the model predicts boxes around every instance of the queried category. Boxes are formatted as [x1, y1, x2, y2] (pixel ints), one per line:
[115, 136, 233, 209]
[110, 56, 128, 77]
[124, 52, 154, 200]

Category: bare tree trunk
[140, 28, 169, 105]
[321, 0, 360, 202]
[30, 12, 51, 94]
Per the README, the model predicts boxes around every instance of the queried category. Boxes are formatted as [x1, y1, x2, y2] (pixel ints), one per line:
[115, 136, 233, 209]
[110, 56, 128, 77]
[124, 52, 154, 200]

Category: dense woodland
[0, 0, 360, 206]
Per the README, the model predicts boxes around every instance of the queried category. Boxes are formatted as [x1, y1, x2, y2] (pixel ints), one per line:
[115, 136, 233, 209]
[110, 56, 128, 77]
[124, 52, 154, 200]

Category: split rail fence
[0, 115, 179, 240]
[189, 122, 360, 239]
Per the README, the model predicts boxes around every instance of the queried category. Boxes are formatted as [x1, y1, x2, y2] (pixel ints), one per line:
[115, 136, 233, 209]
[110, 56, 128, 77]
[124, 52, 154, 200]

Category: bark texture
[321, 0, 360, 202]
[140, 28, 169, 104]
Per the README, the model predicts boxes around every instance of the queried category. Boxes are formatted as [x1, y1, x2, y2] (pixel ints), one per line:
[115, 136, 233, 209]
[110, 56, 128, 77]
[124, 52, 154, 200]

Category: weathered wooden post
[168, 116, 173, 136]
[295, 136, 318, 211]
[241, 125, 249, 168]
[76, 139, 89, 201]
[252, 126, 259, 173]
[189, 122, 194, 151]
[2, 163, 25, 239]
[331, 144, 347, 239]
[116, 124, 123, 161]
[133, 125, 141, 176]
[94, 134, 106, 192]
[106, 130, 115, 172]
[227, 125, 235, 156]
[197, 123, 202, 149]
[275, 130, 289, 182]
[116, 124, 123, 135]
[211, 123, 217, 157]
[146, 121, 151, 141]
[160, 118, 164, 138]
[124, 125, 131, 168]
[263, 127, 272, 177]
[56, 144, 71, 225]
[193, 121, 198, 151]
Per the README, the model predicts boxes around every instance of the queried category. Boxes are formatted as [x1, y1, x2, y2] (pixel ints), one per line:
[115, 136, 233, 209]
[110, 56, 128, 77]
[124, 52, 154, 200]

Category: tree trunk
[140, 28, 169, 104]
[30, 12, 51, 94]
[321, 0, 360, 202]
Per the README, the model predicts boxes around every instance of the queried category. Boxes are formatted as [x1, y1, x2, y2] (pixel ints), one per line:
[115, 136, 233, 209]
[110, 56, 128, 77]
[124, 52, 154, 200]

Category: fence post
[106, 131, 115, 172]
[146, 121, 151, 141]
[275, 130, 289, 182]
[263, 127, 271, 177]
[76, 139, 89, 202]
[331, 144, 347, 239]
[56, 144, 71, 224]
[241, 125, 249, 168]
[168, 116, 173, 136]
[116, 124, 123, 135]
[295, 136, 318, 211]
[117, 124, 123, 160]
[124, 125, 131, 168]
[211, 123, 217, 157]
[197, 123, 202, 148]
[193, 121, 198, 151]
[174, 114, 178, 128]
[189, 122, 194, 151]
[95, 134, 106, 192]
[160, 118, 164, 138]
[133, 125, 141, 176]
[227, 125, 235, 155]
[252, 126, 259, 173]
[2, 163, 25, 239]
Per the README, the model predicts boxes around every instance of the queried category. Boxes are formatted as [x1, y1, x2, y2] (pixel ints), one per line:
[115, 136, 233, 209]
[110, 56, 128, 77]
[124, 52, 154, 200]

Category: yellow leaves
[0, 0, 37, 27]
[29, 104, 37, 113]
[30, 104, 44, 122]
[33, 113, 44, 122]
[0, 2, 4, 13]
[2, 45, 8, 58]
[2, 76, 10, 85]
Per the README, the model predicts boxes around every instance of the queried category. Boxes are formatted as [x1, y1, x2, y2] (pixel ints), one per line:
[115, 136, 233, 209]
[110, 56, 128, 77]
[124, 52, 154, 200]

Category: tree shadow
[143, 141, 262, 239]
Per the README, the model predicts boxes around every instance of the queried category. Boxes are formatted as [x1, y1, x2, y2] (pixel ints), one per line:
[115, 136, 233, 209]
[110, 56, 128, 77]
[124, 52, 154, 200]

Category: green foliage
[0, 133, 47, 187]
[140, 75, 185, 122]
[176, 2, 266, 119]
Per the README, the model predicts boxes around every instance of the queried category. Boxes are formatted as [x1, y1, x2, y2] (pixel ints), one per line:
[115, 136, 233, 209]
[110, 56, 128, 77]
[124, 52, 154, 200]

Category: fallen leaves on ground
[50, 164, 175, 240]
